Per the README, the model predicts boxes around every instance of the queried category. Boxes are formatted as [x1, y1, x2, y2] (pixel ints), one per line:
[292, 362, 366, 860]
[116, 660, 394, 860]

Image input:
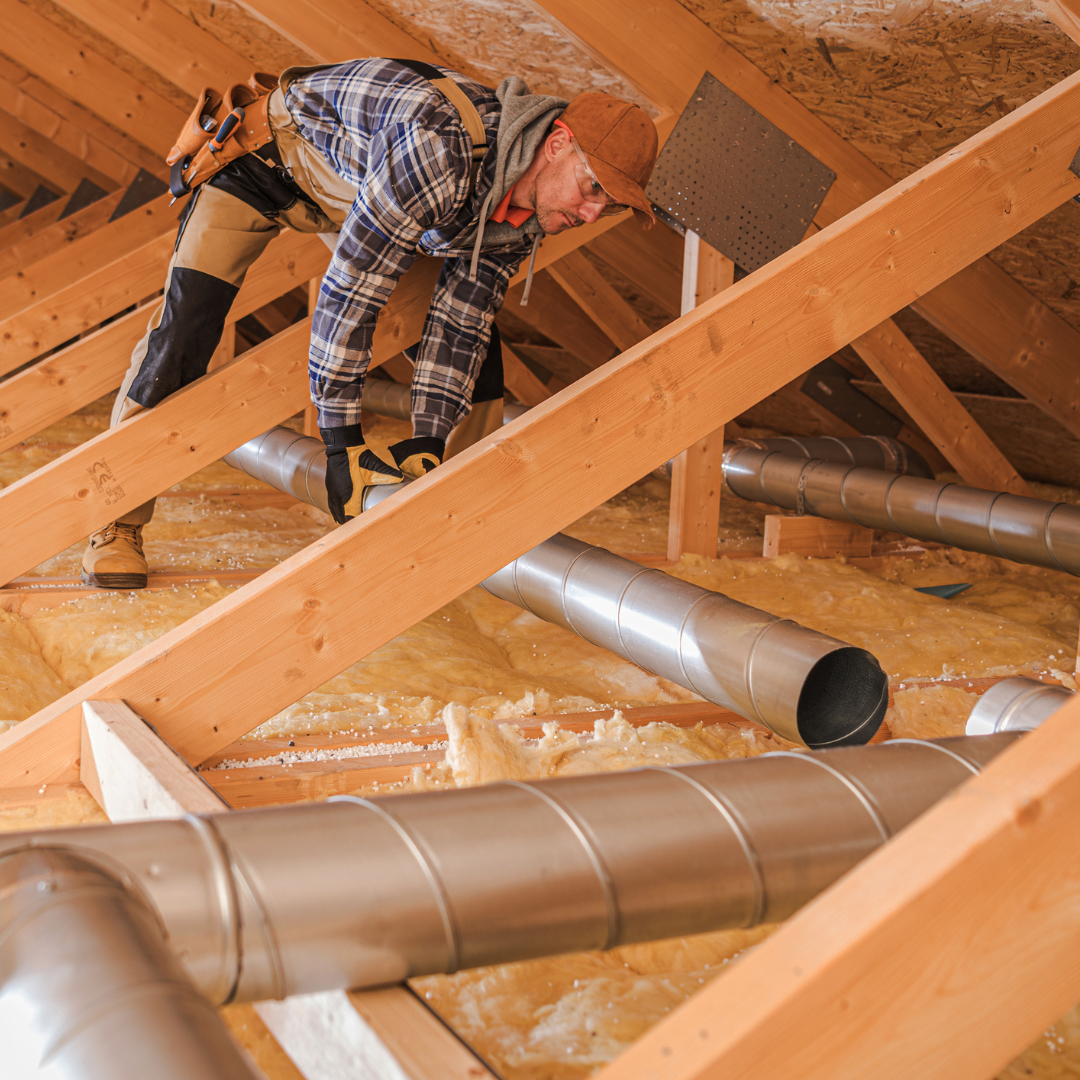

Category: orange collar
[488, 184, 533, 228]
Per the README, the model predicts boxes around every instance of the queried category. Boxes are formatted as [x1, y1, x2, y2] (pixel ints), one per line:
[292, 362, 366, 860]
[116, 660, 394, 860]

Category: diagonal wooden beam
[0, 230, 329, 455]
[2, 66, 1077, 787]
[849, 319, 1033, 495]
[546, 246, 654, 353]
[4, 2, 186, 157]
[53, 0, 256, 96]
[0, 55, 169, 184]
[0, 189, 123, 277]
[233, 0, 442, 66]
[0, 109, 117, 195]
[0, 194, 179, 372]
[0, 147, 53, 200]
[1031, 0, 1080, 46]
[597, 697, 1080, 1080]
[535, 0, 1080, 442]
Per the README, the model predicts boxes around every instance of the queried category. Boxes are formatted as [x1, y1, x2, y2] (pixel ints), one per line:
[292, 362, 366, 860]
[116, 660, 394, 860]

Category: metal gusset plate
[646, 72, 836, 272]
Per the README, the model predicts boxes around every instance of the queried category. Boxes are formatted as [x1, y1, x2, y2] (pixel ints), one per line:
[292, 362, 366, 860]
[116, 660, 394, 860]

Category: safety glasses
[564, 133, 630, 217]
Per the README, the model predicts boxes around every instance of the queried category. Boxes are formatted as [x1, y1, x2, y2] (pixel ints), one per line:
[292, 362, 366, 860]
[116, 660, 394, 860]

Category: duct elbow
[0, 847, 258, 1080]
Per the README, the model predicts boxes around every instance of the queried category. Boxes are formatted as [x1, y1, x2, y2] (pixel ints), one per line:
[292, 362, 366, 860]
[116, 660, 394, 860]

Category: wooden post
[667, 231, 734, 561]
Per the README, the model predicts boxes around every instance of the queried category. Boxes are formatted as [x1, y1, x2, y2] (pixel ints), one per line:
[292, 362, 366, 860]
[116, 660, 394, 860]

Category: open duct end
[796, 648, 889, 748]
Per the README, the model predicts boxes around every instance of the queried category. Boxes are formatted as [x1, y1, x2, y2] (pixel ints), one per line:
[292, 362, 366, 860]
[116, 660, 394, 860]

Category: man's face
[532, 140, 607, 235]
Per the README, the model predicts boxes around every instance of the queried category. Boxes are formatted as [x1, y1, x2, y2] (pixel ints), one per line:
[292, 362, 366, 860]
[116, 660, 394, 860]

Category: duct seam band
[508, 782, 622, 950]
[336, 796, 462, 974]
[674, 593, 712, 701]
[611, 566, 652, 664]
[770, 753, 890, 843]
[654, 766, 767, 927]
[183, 814, 242, 1006]
[885, 738, 982, 776]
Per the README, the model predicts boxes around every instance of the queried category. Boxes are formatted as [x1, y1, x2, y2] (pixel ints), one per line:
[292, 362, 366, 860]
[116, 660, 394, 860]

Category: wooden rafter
[2, 67, 1077, 787]
[0, 109, 117, 195]
[4, 2, 186, 157]
[535, 0, 1080, 444]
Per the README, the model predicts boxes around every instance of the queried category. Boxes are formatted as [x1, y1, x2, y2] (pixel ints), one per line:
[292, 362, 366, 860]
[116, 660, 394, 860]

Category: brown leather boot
[80, 521, 148, 588]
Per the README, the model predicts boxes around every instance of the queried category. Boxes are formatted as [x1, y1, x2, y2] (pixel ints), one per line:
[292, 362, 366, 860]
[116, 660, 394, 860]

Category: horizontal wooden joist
[539, 0, 1080, 441]
[1, 69, 1077, 787]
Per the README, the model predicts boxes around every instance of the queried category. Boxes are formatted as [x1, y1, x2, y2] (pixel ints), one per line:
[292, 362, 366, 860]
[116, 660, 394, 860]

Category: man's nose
[578, 201, 604, 224]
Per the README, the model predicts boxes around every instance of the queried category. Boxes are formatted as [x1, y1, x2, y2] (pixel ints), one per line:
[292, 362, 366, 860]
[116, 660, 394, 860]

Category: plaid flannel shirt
[285, 58, 536, 434]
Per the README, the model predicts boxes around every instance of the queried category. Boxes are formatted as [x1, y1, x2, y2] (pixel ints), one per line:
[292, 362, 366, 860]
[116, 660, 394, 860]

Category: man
[82, 57, 658, 588]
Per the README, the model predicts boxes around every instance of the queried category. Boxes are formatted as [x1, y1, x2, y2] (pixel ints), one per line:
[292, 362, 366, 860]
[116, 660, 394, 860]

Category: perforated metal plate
[646, 73, 836, 272]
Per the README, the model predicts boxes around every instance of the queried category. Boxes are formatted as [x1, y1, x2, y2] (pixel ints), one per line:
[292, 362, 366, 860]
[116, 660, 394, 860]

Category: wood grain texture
[850, 318, 1032, 496]
[81, 699, 227, 819]
[2, 3, 186, 156]
[0, 55, 164, 183]
[0, 189, 123, 278]
[53, 0, 253, 95]
[4, 66, 1076, 787]
[502, 344, 552, 407]
[667, 234, 731, 560]
[231, 0, 440, 65]
[1032, 0, 1080, 46]
[256, 985, 496, 1080]
[0, 320, 310, 585]
[0, 108, 117, 195]
[0, 230, 328, 453]
[547, 247, 654, 352]
[762, 515, 874, 559]
[596, 694, 1080, 1080]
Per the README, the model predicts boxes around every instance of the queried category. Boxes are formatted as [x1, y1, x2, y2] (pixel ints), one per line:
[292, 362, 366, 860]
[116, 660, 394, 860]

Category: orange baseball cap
[558, 92, 658, 228]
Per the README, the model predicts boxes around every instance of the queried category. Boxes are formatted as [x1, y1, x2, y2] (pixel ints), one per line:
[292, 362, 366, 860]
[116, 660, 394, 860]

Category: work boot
[389, 437, 445, 479]
[81, 521, 148, 589]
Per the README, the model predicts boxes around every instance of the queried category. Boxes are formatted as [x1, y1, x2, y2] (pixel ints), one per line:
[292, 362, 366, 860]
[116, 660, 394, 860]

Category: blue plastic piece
[914, 583, 973, 599]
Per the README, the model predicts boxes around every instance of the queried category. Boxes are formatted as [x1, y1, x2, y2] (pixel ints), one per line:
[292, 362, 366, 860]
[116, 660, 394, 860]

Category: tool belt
[166, 60, 489, 202]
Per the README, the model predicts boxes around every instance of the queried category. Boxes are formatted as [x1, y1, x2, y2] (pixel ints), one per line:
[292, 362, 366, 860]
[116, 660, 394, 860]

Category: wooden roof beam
[1, 65, 1077, 787]
[233, 0, 442, 67]
[0, 110, 118, 196]
[0, 55, 166, 183]
[4, 2, 186, 158]
[536, 0, 1080, 443]
[1032, 1, 1080, 46]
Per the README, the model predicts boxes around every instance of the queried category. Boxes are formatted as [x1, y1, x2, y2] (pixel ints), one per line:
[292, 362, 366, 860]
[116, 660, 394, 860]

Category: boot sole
[80, 569, 148, 590]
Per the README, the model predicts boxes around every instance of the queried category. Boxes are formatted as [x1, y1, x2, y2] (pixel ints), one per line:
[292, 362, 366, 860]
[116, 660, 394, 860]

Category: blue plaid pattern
[287, 58, 536, 438]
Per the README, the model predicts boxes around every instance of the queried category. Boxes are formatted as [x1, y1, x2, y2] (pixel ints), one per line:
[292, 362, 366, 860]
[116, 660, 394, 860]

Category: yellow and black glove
[389, 436, 445, 479]
[321, 424, 402, 523]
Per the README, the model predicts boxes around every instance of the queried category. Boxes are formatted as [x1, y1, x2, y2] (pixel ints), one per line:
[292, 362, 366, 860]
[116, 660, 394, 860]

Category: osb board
[360, 0, 658, 112]
[160, 0, 318, 74]
[674, 0, 1080, 336]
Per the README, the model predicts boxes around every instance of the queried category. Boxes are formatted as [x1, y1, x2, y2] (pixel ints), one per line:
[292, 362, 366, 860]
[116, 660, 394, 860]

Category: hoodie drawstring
[519, 234, 541, 306]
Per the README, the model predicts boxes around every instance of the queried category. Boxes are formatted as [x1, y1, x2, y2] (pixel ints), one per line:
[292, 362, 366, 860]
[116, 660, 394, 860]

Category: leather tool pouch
[167, 72, 278, 199]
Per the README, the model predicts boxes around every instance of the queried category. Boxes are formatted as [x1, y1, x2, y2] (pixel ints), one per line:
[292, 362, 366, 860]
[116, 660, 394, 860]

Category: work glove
[389, 436, 445, 480]
[321, 424, 402, 524]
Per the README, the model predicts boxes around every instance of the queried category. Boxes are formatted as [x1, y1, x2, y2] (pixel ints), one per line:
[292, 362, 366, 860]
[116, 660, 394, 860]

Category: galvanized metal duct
[729, 436, 934, 479]
[966, 676, 1074, 735]
[483, 532, 887, 747]
[723, 444, 1080, 575]
[224, 428, 888, 747]
[0, 847, 259, 1080]
[0, 733, 1019, 1013]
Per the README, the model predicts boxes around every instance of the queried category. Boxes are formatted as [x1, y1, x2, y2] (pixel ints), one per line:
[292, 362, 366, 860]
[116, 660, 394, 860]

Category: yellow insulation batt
[3, 401, 1080, 1077]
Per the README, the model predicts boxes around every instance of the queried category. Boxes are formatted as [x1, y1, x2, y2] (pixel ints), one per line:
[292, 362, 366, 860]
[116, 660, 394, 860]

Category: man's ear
[543, 126, 571, 162]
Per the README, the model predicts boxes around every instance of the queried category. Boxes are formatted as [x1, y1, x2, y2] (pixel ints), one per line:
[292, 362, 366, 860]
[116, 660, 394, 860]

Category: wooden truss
[4, 1, 1080, 1077]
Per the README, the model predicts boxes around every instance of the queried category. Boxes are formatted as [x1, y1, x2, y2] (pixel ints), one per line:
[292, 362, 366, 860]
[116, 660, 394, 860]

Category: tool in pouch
[165, 61, 488, 205]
